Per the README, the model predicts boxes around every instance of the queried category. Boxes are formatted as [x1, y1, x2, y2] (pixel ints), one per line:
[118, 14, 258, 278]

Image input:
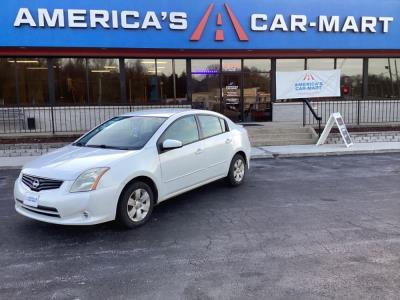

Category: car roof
[121, 108, 223, 119]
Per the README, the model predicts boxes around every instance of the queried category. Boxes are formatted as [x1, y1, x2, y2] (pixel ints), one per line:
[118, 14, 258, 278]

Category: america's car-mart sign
[0, 0, 398, 49]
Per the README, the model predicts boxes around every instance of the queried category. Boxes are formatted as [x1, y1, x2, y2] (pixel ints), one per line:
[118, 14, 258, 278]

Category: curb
[2, 148, 400, 169]
[251, 148, 400, 159]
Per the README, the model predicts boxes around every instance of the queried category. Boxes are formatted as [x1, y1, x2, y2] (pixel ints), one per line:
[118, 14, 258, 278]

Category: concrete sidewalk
[251, 142, 400, 159]
[2, 142, 400, 168]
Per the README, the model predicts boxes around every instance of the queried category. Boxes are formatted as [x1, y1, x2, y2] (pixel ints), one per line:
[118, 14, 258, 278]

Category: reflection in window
[191, 74, 220, 113]
[336, 59, 363, 98]
[191, 59, 220, 74]
[242, 59, 272, 122]
[157, 59, 174, 103]
[54, 58, 87, 105]
[15, 58, 49, 105]
[243, 59, 271, 73]
[87, 59, 120, 105]
[198, 115, 223, 138]
[126, 59, 188, 105]
[162, 116, 199, 145]
[81, 116, 166, 149]
[222, 59, 241, 72]
[276, 59, 305, 71]
[0, 59, 17, 106]
[307, 59, 334, 70]
[126, 59, 155, 105]
[368, 58, 400, 98]
[174, 60, 187, 103]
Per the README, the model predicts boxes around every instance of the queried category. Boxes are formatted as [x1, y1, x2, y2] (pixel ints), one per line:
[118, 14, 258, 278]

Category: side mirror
[162, 139, 183, 150]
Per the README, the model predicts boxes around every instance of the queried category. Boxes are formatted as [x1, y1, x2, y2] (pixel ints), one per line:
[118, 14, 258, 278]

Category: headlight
[70, 168, 109, 193]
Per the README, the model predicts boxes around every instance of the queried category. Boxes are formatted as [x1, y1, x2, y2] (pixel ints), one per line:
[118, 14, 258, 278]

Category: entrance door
[222, 73, 242, 122]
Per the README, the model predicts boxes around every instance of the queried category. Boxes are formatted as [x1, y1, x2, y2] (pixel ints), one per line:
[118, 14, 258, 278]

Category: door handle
[195, 148, 203, 155]
[225, 138, 232, 144]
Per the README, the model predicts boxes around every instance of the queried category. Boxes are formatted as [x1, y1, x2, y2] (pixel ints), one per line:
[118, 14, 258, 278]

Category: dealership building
[0, 0, 399, 135]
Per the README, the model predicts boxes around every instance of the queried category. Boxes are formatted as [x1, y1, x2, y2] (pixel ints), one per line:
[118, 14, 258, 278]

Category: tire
[226, 154, 247, 187]
[116, 181, 155, 229]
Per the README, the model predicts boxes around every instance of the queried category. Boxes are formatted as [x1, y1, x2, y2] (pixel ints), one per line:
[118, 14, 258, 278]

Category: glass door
[222, 73, 242, 122]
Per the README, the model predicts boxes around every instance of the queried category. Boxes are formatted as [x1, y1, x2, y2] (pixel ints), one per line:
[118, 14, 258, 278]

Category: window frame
[74, 116, 167, 150]
[158, 114, 201, 152]
[158, 113, 231, 153]
[196, 114, 226, 140]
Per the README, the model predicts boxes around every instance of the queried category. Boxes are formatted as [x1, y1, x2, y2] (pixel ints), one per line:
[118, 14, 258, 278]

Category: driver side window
[162, 116, 199, 146]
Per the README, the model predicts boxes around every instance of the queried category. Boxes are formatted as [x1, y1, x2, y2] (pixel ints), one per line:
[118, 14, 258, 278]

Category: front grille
[16, 199, 61, 218]
[22, 174, 63, 192]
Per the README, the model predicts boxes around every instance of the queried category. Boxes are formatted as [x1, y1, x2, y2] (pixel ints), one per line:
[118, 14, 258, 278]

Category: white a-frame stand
[317, 112, 354, 148]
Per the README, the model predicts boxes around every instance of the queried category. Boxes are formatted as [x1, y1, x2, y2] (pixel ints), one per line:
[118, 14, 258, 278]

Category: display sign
[0, 0, 398, 50]
[317, 112, 353, 147]
[276, 70, 341, 100]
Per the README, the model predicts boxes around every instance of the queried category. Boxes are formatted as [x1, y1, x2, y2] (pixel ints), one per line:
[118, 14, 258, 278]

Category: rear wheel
[226, 154, 246, 187]
[116, 181, 155, 229]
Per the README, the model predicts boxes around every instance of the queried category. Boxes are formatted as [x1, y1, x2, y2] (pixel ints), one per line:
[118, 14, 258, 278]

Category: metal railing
[303, 99, 400, 127]
[0, 104, 191, 135]
[302, 99, 322, 136]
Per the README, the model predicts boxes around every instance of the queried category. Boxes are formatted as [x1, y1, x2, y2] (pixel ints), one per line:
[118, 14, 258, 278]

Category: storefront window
[336, 58, 363, 98]
[222, 59, 241, 72]
[243, 59, 271, 122]
[243, 59, 271, 73]
[157, 59, 174, 103]
[125, 59, 157, 105]
[368, 58, 400, 98]
[192, 74, 220, 112]
[0, 59, 17, 106]
[174, 60, 187, 103]
[276, 59, 305, 71]
[191, 59, 220, 74]
[54, 58, 87, 105]
[87, 59, 120, 105]
[15, 58, 49, 105]
[191, 59, 221, 112]
[307, 59, 334, 70]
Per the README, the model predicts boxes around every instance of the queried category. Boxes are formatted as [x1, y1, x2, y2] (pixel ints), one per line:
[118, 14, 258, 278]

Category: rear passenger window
[198, 115, 223, 138]
[162, 116, 199, 145]
[219, 118, 228, 132]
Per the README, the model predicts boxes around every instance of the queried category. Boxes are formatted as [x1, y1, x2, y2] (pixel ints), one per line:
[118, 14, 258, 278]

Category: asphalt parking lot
[1, 154, 400, 300]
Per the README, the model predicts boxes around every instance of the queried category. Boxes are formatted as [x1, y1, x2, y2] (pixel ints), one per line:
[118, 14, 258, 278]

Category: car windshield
[74, 116, 166, 150]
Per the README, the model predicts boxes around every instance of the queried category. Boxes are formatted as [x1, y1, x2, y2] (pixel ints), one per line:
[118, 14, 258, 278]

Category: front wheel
[116, 181, 155, 229]
[226, 154, 247, 187]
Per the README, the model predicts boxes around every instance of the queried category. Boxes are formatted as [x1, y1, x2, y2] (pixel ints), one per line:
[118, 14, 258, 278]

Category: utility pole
[387, 58, 395, 97]
[394, 59, 400, 97]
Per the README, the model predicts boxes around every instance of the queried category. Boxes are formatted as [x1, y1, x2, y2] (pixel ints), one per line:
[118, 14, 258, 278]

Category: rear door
[158, 115, 206, 196]
[197, 115, 234, 179]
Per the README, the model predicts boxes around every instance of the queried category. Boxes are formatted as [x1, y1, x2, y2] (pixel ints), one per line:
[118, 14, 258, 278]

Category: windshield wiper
[86, 144, 130, 150]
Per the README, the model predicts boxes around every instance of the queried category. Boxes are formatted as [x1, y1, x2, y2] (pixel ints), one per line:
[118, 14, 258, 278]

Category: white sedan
[14, 109, 251, 228]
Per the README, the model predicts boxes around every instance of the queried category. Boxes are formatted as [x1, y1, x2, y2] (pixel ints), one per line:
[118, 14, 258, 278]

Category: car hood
[22, 145, 137, 180]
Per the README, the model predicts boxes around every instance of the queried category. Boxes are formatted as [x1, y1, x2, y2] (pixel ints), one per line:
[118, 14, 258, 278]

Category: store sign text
[251, 15, 393, 33]
[13, 8, 394, 35]
[14, 8, 188, 30]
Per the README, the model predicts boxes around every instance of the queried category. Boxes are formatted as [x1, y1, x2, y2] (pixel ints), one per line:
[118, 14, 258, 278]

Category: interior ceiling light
[15, 60, 40, 64]
[27, 67, 48, 70]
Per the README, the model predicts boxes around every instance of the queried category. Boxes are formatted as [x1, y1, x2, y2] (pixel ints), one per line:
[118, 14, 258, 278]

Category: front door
[222, 73, 242, 122]
[158, 115, 207, 196]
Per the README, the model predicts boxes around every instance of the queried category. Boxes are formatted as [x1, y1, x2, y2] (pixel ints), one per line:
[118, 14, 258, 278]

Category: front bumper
[14, 176, 119, 225]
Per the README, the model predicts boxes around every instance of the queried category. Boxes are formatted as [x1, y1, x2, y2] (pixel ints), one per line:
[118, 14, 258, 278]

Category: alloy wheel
[233, 159, 245, 183]
[127, 188, 151, 222]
